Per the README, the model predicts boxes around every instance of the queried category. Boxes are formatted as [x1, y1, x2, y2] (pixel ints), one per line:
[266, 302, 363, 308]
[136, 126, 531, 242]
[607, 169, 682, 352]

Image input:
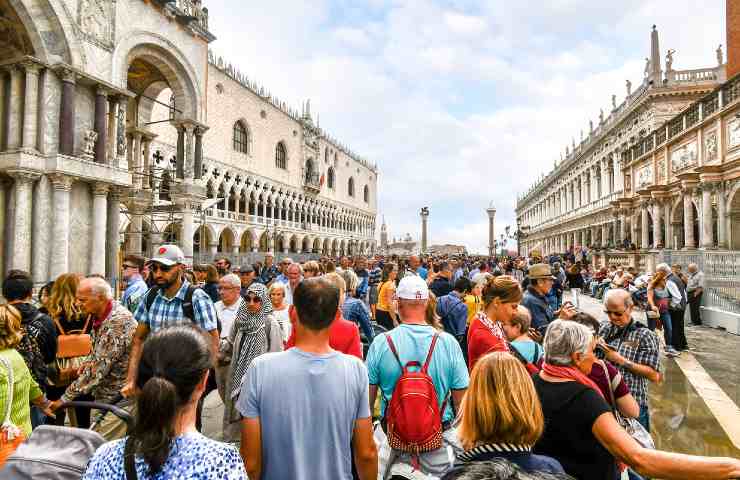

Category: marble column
[132, 133, 142, 189]
[49, 174, 73, 278]
[718, 185, 728, 248]
[194, 128, 203, 179]
[58, 68, 76, 156]
[184, 124, 195, 180]
[90, 184, 108, 275]
[653, 200, 663, 248]
[31, 175, 51, 284]
[107, 97, 118, 164]
[182, 206, 194, 263]
[116, 101, 127, 168]
[640, 202, 649, 249]
[6, 66, 23, 150]
[176, 125, 185, 179]
[618, 211, 626, 245]
[9, 171, 37, 273]
[106, 188, 122, 281]
[663, 201, 672, 249]
[701, 184, 715, 248]
[142, 138, 152, 184]
[231, 244, 239, 257]
[601, 224, 609, 248]
[683, 189, 696, 249]
[21, 62, 41, 151]
[128, 210, 143, 255]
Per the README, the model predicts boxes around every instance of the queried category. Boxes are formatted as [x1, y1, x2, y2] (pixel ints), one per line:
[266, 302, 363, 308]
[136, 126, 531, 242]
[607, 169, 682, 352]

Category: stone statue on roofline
[626, 79, 632, 96]
[589, 119, 594, 132]
[644, 57, 650, 78]
[611, 94, 617, 110]
[666, 49, 675, 72]
[599, 109, 604, 124]
[717, 44, 724, 66]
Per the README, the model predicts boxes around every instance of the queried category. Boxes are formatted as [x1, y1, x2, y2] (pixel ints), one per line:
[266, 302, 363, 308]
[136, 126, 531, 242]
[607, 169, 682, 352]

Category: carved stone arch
[113, 31, 203, 121]
[6, 0, 75, 64]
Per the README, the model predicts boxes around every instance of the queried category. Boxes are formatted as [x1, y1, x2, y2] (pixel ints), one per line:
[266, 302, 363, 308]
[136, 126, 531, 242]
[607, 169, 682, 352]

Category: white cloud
[204, 0, 725, 253]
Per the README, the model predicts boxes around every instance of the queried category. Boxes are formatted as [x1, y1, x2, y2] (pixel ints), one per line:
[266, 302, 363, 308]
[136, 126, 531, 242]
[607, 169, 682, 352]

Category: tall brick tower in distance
[728, 0, 740, 78]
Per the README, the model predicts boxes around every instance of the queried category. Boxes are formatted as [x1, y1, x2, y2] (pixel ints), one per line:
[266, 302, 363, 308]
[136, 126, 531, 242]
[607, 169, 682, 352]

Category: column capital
[92, 183, 110, 196]
[8, 169, 40, 185]
[95, 85, 109, 98]
[19, 59, 42, 75]
[49, 173, 74, 191]
[55, 66, 77, 84]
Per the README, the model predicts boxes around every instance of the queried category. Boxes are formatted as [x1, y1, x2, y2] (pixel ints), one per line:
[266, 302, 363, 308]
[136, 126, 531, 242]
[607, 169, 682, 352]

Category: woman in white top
[269, 282, 291, 343]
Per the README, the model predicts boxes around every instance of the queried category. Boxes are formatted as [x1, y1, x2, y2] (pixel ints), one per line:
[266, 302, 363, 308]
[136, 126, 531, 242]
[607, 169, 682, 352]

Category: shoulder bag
[599, 362, 655, 450]
[0, 357, 25, 466]
[48, 314, 93, 387]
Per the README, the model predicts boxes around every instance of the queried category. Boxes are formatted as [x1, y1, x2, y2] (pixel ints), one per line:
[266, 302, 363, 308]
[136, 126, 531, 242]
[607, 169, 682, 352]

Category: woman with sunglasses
[222, 283, 283, 442]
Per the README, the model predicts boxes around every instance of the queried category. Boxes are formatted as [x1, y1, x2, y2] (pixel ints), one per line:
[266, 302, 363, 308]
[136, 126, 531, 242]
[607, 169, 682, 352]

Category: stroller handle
[60, 400, 134, 426]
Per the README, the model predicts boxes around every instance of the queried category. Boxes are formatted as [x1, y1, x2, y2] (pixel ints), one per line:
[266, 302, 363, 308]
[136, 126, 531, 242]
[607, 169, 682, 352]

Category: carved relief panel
[78, 0, 115, 49]
[670, 140, 697, 173]
[636, 163, 653, 189]
[704, 130, 718, 163]
[656, 155, 666, 184]
[728, 117, 740, 150]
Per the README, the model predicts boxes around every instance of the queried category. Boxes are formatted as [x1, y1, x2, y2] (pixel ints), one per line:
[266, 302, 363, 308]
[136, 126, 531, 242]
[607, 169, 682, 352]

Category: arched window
[348, 177, 355, 197]
[275, 142, 287, 169]
[363, 185, 369, 203]
[327, 167, 335, 189]
[233, 121, 249, 154]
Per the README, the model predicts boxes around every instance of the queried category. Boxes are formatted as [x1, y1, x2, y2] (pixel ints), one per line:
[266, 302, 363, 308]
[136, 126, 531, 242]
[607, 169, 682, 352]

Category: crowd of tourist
[0, 246, 735, 480]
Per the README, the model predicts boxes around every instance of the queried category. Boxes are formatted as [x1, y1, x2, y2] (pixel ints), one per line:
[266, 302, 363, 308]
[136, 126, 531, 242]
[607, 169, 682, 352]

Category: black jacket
[15, 303, 57, 364]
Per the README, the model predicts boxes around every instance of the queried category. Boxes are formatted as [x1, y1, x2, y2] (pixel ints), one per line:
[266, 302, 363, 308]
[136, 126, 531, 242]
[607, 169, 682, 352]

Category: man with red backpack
[366, 275, 469, 478]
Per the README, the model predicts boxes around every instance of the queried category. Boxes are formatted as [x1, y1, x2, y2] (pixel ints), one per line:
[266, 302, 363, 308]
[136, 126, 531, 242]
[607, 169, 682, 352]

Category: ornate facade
[0, 0, 377, 286]
[516, 26, 738, 261]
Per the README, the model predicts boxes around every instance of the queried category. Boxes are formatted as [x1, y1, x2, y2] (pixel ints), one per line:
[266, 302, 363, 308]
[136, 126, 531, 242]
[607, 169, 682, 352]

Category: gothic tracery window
[275, 142, 287, 169]
[233, 121, 250, 154]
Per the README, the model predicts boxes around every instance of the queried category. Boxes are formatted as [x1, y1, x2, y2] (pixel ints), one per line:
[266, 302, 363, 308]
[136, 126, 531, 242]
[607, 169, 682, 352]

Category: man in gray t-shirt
[237, 278, 378, 480]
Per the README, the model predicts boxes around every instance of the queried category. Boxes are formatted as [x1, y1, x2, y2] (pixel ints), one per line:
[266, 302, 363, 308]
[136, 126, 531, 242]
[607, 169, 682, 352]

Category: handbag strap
[599, 361, 617, 412]
[123, 436, 138, 480]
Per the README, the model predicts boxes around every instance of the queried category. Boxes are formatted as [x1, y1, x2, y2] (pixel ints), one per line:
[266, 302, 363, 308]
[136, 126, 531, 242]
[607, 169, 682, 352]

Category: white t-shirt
[215, 297, 243, 339]
[272, 307, 291, 343]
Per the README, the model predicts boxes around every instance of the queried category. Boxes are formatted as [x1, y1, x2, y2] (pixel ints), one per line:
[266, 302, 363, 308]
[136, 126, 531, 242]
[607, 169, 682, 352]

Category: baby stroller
[0, 400, 133, 479]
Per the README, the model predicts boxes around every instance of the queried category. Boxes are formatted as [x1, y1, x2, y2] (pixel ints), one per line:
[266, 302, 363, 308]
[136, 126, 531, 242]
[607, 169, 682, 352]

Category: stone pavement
[200, 292, 740, 458]
[569, 290, 740, 458]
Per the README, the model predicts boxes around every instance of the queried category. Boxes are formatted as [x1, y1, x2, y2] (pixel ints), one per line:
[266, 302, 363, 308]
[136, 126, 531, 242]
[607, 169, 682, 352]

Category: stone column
[718, 185, 728, 248]
[601, 224, 609, 248]
[653, 200, 663, 248]
[107, 97, 119, 164]
[182, 206, 194, 263]
[701, 184, 715, 248]
[683, 189, 696, 249]
[142, 138, 152, 184]
[176, 125, 185, 179]
[194, 128, 203, 179]
[106, 188, 122, 281]
[31, 175, 51, 284]
[93, 87, 108, 163]
[58, 68, 76, 156]
[132, 133, 142, 189]
[640, 202, 650, 249]
[127, 210, 143, 256]
[49, 174, 73, 278]
[663, 201, 672, 249]
[21, 62, 41, 151]
[184, 124, 195, 180]
[618, 211, 626, 245]
[90, 184, 108, 275]
[486, 206, 496, 257]
[6, 66, 23, 150]
[116, 101, 127, 168]
[8, 171, 37, 273]
[420, 208, 429, 254]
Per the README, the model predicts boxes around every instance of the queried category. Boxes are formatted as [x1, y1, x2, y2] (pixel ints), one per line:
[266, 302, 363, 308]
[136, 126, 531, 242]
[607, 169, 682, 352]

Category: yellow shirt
[464, 294, 481, 325]
[377, 281, 394, 312]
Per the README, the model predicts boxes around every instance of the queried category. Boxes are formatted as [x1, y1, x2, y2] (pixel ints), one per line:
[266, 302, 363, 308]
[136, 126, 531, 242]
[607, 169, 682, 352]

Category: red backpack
[383, 333, 447, 461]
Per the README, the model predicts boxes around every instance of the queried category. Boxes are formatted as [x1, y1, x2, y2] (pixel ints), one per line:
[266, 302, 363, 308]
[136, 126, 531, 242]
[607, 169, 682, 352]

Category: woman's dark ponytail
[130, 326, 212, 474]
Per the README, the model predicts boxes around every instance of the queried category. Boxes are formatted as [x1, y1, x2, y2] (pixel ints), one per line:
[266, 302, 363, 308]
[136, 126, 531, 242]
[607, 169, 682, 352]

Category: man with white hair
[598, 289, 661, 433]
[366, 275, 469, 477]
[215, 273, 244, 400]
[280, 262, 303, 305]
[657, 263, 688, 351]
[49, 276, 137, 439]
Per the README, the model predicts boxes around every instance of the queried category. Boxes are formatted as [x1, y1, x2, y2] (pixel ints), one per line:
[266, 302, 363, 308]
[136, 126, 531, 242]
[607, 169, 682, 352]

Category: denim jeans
[660, 311, 673, 349]
[30, 405, 46, 429]
[637, 403, 650, 432]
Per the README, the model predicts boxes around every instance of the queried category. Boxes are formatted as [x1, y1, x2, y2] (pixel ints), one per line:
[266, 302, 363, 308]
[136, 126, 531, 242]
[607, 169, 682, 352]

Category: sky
[205, 0, 725, 254]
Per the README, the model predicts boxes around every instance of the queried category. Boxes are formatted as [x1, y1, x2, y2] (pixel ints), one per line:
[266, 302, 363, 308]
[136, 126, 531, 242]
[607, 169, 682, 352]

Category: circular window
[260, 110, 267, 119]
[215, 83, 224, 94]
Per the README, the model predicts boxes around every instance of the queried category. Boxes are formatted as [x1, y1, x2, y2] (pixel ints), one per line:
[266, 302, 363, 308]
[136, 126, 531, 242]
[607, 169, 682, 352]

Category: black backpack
[17, 312, 49, 387]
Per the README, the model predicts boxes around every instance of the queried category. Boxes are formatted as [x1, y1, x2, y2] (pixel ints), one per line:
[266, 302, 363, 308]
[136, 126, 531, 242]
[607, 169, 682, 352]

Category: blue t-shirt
[418, 266, 429, 280]
[82, 432, 246, 479]
[366, 324, 469, 423]
[510, 340, 544, 364]
[237, 348, 371, 480]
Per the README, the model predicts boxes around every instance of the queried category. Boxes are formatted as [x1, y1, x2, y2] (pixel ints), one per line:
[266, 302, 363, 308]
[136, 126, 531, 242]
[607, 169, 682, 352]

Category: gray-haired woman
[532, 319, 740, 480]
[222, 283, 282, 442]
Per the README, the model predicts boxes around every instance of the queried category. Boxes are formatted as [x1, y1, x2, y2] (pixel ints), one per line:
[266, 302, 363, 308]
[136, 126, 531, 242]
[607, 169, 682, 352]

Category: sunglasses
[122, 264, 138, 270]
[245, 296, 262, 304]
[150, 264, 175, 273]
[603, 309, 627, 316]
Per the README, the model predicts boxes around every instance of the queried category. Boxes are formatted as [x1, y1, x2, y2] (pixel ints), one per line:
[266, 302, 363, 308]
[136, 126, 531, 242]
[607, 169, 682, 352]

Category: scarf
[475, 312, 509, 352]
[230, 283, 273, 399]
[542, 362, 604, 399]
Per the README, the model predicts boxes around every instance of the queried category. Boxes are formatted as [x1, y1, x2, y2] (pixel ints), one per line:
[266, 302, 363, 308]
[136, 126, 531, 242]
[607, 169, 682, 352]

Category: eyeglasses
[122, 264, 138, 270]
[603, 309, 627, 316]
[218, 286, 239, 291]
[150, 264, 174, 273]
[245, 296, 262, 304]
